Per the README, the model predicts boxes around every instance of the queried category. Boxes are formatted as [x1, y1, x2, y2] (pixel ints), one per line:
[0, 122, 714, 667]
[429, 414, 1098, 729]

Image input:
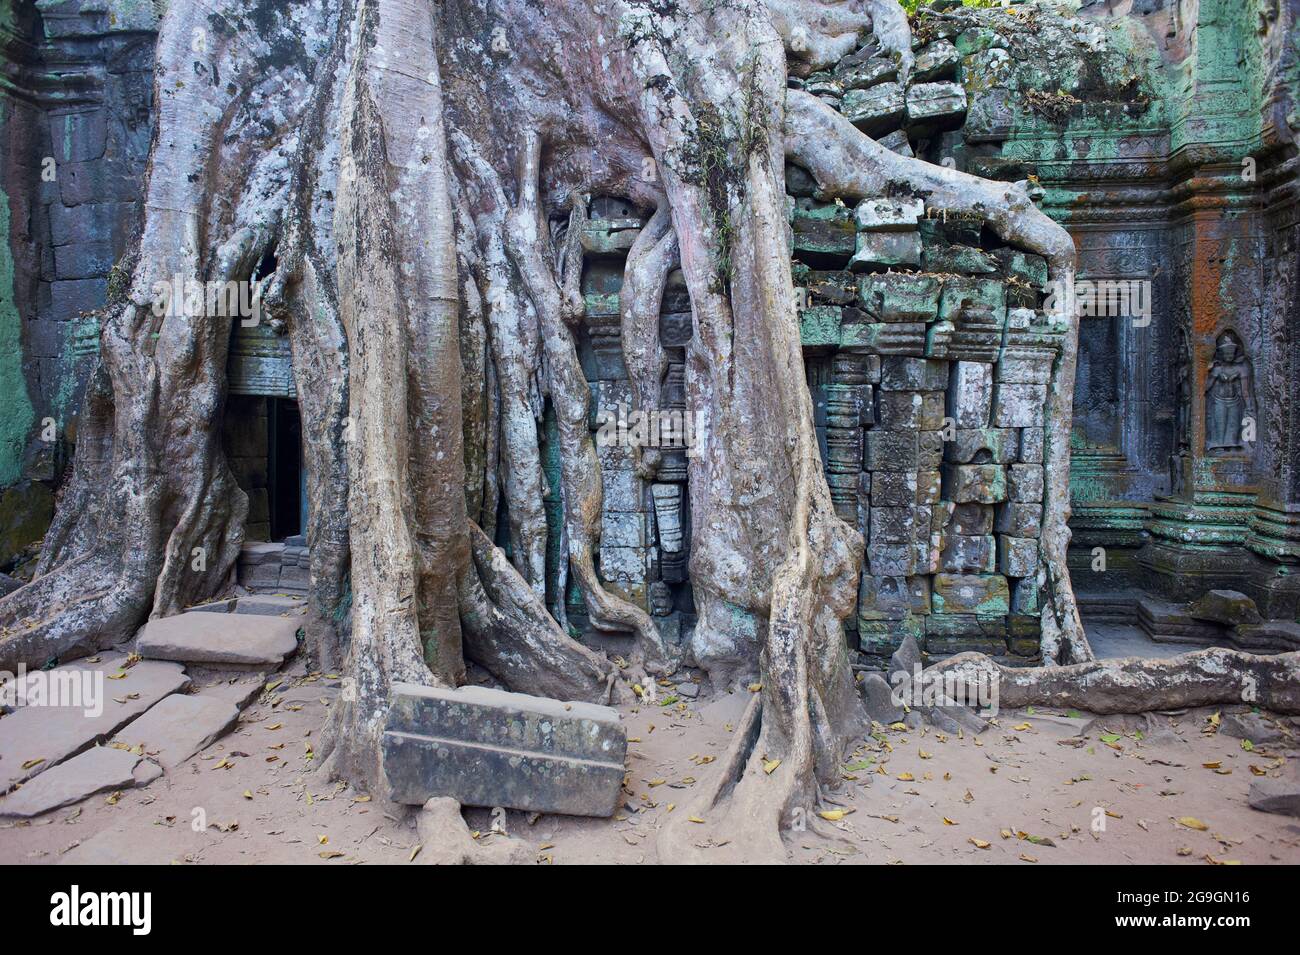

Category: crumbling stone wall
[0, 0, 156, 574]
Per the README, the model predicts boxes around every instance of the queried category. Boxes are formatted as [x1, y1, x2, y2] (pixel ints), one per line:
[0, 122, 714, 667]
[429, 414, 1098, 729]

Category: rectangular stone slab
[0, 654, 189, 792]
[137, 611, 299, 667]
[0, 744, 156, 818]
[382, 683, 627, 817]
[111, 693, 240, 768]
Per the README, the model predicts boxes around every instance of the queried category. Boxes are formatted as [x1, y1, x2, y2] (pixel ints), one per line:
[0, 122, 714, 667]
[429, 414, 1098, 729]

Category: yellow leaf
[267, 723, 283, 731]
[1019, 853, 1038, 863]
[20, 758, 45, 770]
[747, 683, 762, 693]
[1178, 816, 1209, 831]
[763, 759, 781, 775]
[319, 851, 344, 859]
[1202, 761, 1221, 769]
[818, 809, 854, 821]
[688, 816, 706, 824]
[242, 790, 253, 800]
[409, 845, 422, 862]
[969, 838, 990, 849]
[648, 778, 666, 787]
[897, 772, 914, 781]
[1013, 722, 1031, 731]
[943, 817, 957, 826]
[354, 795, 372, 803]
[107, 672, 127, 680]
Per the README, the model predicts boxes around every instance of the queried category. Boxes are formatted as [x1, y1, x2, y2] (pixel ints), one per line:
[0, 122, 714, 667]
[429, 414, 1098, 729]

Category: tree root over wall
[2, 0, 1293, 862]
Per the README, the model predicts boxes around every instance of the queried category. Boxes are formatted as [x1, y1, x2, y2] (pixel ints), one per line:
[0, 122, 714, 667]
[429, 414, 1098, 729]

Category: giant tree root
[413, 797, 531, 865]
[927, 649, 1300, 716]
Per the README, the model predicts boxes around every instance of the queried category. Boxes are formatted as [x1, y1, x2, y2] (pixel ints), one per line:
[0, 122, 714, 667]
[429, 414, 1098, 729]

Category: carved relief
[1204, 330, 1255, 454]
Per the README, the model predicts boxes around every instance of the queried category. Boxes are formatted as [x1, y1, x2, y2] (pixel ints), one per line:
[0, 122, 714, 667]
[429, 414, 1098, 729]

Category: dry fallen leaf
[1177, 816, 1209, 831]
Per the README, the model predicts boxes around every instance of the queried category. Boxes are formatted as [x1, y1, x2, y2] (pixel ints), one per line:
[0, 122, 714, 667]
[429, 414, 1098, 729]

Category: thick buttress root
[928, 648, 1300, 715]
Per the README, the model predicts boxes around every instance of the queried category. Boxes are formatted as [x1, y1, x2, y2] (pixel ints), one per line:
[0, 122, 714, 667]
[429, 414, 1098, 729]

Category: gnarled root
[927, 648, 1300, 715]
[461, 523, 619, 704]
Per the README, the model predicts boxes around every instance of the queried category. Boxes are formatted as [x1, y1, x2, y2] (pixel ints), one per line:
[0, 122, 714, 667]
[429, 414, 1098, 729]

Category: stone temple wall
[1, 0, 1298, 657]
[0, 0, 157, 572]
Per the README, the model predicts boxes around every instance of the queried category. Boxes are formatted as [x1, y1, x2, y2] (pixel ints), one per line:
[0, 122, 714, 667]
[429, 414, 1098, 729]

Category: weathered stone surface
[1019, 427, 1044, 463]
[932, 574, 1010, 615]
[949, 502, 993, 536]
[948, 361, 993, 427]
[865, 430, 919, 471]
[850, 231, 921, 269]
[874, 391, 944, 434]
[138, 611, 300, 667]
[999, 536, 1039, 578]
[871, 469, 918, 507]
[0, 745, 152, 818]
[841, 82, 904, 135]
[871, 506, 919, 544]
[944, 428, 1018, 464]
[234, 594, 307, 617]
[799, 305, 842, 346]
[1008, 463, 1044, 503]
[859, 672, 904, 724]
[991, 383, 1046, 427]
[1218, 711, 1287, 745]
[905, 82, 967, 128]
[942, 463, 1007, 503]
[0, 654, 189, 792]
[382, 683, 627, 817]
[868, 541, 917, 576]
[859, 272, 940, 321]
[995, 502, 1042, 538]
[941, 534, 996, 573]
[111, 693, 240, 768]
[889, 632, 924, 678]
[881, 356, 947, 391]
[1248, 769, 1300, 818]
[854, 197, 923, 232]
[913, 40, 961, 82]
[1188, 590, 1263, 627]
[195, 674, 267, 710]
[859, 574, 930, 620]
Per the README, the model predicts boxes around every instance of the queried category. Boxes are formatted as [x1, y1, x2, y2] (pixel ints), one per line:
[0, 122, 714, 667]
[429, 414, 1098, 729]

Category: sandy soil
[2, 657, 1298, 865]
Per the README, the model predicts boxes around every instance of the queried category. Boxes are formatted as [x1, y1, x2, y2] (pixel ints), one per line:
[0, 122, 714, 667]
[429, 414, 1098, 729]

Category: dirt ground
[1, 655, 1297, 865]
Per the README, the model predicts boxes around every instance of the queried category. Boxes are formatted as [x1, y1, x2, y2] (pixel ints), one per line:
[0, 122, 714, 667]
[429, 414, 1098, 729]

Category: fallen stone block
[138, 611, 300, 667]
[0, 745, 153, 818]
[383, 683, 627, 817]
[1248, 769, 1300, 818]
[1188, 589, 1262, 627]
[111, 693, 240, 768]
[0, 654, 189, 792]
[859, 672, 904, 724]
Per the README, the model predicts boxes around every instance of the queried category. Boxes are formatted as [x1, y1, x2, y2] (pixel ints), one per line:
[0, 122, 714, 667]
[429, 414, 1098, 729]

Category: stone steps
[137, 611, 300, 668]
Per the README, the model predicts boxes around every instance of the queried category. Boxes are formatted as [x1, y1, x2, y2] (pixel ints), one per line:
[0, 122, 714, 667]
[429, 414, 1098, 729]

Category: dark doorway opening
[267, 398, 302, 541]
[224, 395, 303, 542]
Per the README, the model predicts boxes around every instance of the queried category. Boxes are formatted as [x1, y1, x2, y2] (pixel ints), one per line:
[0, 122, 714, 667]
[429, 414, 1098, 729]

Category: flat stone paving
[0, 653, 189, 792]
[0, 745, 157, 818]
[110, 693, 240, 768]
